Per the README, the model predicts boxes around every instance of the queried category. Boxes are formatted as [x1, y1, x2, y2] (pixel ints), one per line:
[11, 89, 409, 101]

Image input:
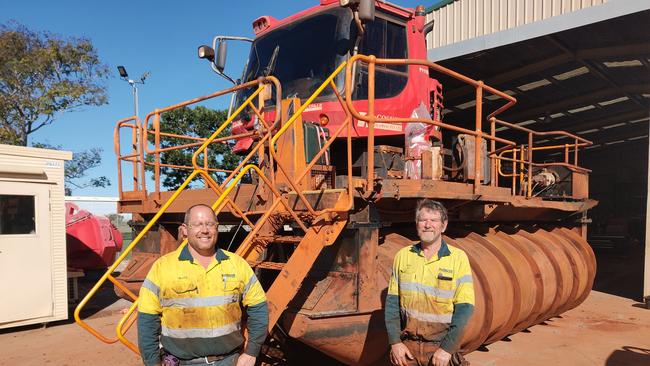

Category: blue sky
[3, 0, 429, 198]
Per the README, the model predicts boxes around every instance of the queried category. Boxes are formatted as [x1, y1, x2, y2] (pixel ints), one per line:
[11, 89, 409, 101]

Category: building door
[0, 181, 52, 323]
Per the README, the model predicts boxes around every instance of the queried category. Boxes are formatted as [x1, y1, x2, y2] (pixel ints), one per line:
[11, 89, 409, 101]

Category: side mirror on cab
[216, 40, 227, 73]
[339, 0, 375, 22]
[197, 41, 227, 73]
[358, 0, 375, 22]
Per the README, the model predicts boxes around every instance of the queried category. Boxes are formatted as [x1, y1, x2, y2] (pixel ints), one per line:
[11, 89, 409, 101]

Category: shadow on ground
[606, 346, 650, 366]
[592, 242, 645, 302]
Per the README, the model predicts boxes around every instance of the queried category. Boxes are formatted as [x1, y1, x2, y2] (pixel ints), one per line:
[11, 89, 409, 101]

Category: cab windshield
[236, 7, 354, 107]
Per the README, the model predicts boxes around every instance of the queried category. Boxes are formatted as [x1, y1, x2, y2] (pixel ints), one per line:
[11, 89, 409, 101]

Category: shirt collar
[410, 239, 451, 258]
[178, 244, 230, 263]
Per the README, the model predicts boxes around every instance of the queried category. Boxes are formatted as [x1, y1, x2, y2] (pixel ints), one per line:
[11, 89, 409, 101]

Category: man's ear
[180, 223, 188, 239]
[442, 220, 448, 233]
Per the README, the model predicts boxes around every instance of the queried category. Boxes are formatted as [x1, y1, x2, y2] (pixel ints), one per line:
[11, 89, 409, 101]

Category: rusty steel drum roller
[282, 226, 595, 366]
[447, 226, 596, 351]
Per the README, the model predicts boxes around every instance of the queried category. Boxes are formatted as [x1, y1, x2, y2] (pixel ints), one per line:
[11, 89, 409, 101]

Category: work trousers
[402, 339, 469, 366]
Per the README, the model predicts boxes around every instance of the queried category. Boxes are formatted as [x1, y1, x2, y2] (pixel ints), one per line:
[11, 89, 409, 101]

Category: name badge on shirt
[222, 273, 238, 291]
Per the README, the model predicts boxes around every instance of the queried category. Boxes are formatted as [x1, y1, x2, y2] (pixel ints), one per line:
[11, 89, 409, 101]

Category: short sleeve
[453, 251, 475, 305]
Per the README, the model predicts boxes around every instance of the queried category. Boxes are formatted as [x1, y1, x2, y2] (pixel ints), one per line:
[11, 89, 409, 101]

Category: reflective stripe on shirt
[399, 281, 455, 300]
[142, 278, 160, 298]
[242, 276, 258, 299]
[160, 294, 240, 308]
[162, 320, 241, 339]
[456, 274, 473, 286]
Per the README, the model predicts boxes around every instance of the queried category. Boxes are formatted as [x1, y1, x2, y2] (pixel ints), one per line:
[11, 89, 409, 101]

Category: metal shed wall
[426, 0, 608, 49]
[0, 144, 72, 328]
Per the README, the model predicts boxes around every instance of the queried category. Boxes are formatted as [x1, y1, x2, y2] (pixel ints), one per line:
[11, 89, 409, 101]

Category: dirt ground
[0, 305, 140, 366]
[464, 291, 650, 366]
[0, 290, 647, 366]
[2, 244, 649, 366]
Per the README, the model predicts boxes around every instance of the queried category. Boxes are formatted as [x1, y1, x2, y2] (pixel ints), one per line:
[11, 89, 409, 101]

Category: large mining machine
[75, 1, 597, 365]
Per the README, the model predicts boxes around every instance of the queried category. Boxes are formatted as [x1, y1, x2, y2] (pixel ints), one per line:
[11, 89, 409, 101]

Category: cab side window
[353, 16, 408, 100]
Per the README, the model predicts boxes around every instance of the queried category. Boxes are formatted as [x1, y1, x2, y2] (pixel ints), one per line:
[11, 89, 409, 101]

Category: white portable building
[0, 144, 72, 328]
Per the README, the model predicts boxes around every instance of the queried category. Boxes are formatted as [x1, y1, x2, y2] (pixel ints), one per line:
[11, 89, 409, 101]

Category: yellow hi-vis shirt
[138, 245, 266, 362]
[387, 240, 474, 341]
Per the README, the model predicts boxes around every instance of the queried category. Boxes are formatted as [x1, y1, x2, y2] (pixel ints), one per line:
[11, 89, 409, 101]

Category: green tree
[149, 106, 243, 190]
[32, 142, 110, 195]
[0, 21, 109, 146]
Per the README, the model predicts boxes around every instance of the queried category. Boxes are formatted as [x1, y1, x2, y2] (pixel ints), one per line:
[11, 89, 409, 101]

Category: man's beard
[419, 231, 439, 243]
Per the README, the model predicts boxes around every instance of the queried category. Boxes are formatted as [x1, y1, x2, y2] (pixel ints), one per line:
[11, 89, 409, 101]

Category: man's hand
[432, 347, 452, 366]
[389, 342, 414, 366]
[235, 353, 256, 366]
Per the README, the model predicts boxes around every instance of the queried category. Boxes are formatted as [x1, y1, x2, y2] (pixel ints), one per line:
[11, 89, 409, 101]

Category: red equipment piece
[65, 202, 123, 270]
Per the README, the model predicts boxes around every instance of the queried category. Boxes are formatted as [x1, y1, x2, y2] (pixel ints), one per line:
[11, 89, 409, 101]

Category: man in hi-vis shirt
[385, 199, 474, 366]
[138, 204, 268, 366]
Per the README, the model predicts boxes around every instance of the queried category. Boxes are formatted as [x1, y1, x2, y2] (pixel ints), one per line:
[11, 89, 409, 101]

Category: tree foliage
[107, 213, 128, 228]
[149, 106, 243, 190]
[32, 142, 110, 195]
[0, 21, 109, 146]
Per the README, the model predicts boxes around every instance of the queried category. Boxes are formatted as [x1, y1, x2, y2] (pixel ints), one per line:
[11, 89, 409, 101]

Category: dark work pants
[401, 339, 469, 366]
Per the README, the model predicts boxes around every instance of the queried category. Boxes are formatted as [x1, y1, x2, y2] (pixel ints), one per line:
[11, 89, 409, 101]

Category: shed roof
[425, 2, 650, 154]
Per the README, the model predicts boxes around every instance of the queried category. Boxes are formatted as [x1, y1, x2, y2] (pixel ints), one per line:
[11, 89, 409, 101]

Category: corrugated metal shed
[0, 144, 72, 328]
[427, 0, 609, 49]
[426, 0, 648, 61]
[422, 0, 650, 305]
[423, 1, 650, 158]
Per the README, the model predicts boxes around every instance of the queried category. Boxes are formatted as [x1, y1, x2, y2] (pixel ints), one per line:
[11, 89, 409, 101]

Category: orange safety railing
[345, 54, 517, 196]
[142, 78, 282, 200]
[343, 54, 592, 199]
[114, 78, 282, 202]
[78, 64, 356, 353]
[261, 60, 353, 217]
[78, 79, 282, 352]
[491, 117, 592, 196]
[114, 116, 143, 197]
[219, 62, 355, 262]
[114, 64, 357, 350]
[114, 57, 594, 206]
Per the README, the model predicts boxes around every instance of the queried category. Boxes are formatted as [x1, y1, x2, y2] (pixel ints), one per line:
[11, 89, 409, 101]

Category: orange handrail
[265, 60, 354, 216]
[113, 78, 282, 200]
[146, 78, 281, 196]
[84, 72, 360, 350]
[344, 54, 519, 197]
[114, 116, 143, 199]
[490, 116, 592, 196]
[78, 81, 278, 350]
[343, 55, 592, 199]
